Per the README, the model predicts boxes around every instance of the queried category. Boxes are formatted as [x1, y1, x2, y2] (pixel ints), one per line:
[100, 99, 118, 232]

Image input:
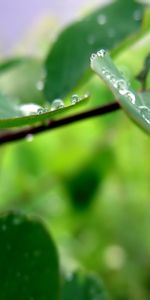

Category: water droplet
[125, 91, 136, 104]
[20, 103, 43, 116]
[38, 105, 49, 114]
[36, 81, 44, 91]
[116, 79, 129, 95]
[133, 9, 142, 21]
[97, 49, 107, 58]
[105, 70, 111, 79]
[139, 106, 150, 124]
[26, 134, 34, 142]
[83, 93, 90, 99]
[97, 14, 107, 25]
[37, 108, 45, 114]
[71, 94, 80, 105]
[90, 53, 97, 62]
[102, 67, 107, 74]
[51, 99, 64, 111]
[110, 75, 118, 88]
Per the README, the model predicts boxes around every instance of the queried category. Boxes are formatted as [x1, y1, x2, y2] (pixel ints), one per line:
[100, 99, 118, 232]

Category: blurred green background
[0, 1, 150, 300]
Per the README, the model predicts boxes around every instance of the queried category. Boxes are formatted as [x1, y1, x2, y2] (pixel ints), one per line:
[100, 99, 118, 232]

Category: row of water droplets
[87, 8, 142, 46]
[102, 68, 136, 105]
[19, 94, 84, 118]
[20, 94, 86, 143]
[96, 8, 142, 27]
[90, 49, 150, 126]
[102, 68, 150, 125]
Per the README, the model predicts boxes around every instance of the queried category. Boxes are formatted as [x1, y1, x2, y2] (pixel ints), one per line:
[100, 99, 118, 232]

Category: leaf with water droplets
[62, 273, 107, 300]
[44, 0, 146, 101]
[0, 213, 59, 300]
[0, 93, 89, 128]
[91, 50, 150, 134]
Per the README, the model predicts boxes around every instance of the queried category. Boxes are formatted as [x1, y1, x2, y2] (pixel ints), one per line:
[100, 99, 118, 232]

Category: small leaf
[0, 93, 89, 128]
[62, 273, 107, 300]
[90, 49, 150, 134]
[136, 53, 150, 90]
[0, 213, 59, 300]
[0, 57, 32, 73]
[0, 58, 45, 104]
[44, 0, 145, 101]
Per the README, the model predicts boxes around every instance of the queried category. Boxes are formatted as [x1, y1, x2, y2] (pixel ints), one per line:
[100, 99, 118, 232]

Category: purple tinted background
[0, 0, 108, 54]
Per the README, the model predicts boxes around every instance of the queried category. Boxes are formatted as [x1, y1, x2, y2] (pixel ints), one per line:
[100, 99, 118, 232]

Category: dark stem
[0, 101, 120, 146]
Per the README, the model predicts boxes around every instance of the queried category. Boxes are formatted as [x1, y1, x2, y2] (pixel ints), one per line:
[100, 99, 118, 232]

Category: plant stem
[0, 101, 120, 146]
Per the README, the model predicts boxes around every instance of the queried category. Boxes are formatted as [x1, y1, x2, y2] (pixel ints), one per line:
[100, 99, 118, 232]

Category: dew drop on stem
[26, 134, 34, 143]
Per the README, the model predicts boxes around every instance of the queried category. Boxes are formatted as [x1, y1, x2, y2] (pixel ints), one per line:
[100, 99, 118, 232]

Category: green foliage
[0, 93, 89, 128]
[0, 58, 45, 104]
[0, 213, 59, 300]
[62, 273, 107, 300]
[0, 57, 32, 73]
[44, 0, 144, 101]
[91, 50, 150, 134]
[136, 52, 150, 88]
[0, 1, 150, 300]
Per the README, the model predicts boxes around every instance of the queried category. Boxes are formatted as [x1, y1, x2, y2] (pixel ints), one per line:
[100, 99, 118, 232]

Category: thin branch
[0, 101, 120, 146]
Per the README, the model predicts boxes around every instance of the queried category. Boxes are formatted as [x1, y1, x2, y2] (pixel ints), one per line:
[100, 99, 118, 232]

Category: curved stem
[0, 101, 120, 146]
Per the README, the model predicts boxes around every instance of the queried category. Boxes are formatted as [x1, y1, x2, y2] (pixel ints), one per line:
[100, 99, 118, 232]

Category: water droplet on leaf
[51, 99, 64, 111]
[20, 103, 43, 116]
[116, 79, 129, 95]
[139, 106, 150, 124]
[105, 71, 111, 79]
[110, 75, 118, 88]
[126, 91, 136, 104]
[90, 53, 97, 62]
[133, 9, 142, 21]
[97, 49, 107, 58]
[71, 94, 80, 105]
[97, 14, 107, 25]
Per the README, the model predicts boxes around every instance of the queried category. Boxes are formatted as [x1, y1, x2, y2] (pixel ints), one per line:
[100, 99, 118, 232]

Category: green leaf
[90, 49, 150, 134]
[44, 0, 145, 102]
[65, 148, 113, 210]
[0, 57, 32, 73]
[0, 58, 45, 105]
[0, 213, 59, 300]
[61, 273, 107, 300]
[136, 53, 150, 89]
[0, 93, 89, 128]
